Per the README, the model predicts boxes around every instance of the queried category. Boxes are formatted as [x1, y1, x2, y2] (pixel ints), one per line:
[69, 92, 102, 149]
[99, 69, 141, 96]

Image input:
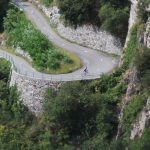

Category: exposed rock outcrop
[144, 18, 150, 48]
[116, 66, 140, 139]
[130, 97, 150, 139]
[119, 0, 139, 66]
[124, 0, 139, 48]
[130, 13, 150, 139]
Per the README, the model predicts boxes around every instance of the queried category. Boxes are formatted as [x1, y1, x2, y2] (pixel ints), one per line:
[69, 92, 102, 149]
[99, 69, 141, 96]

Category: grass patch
[41, 45, 82, 74]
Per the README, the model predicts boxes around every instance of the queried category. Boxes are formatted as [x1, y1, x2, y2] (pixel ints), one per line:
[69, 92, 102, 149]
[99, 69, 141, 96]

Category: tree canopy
[57, 0, 130, 41]
[0, 0, 9, 32]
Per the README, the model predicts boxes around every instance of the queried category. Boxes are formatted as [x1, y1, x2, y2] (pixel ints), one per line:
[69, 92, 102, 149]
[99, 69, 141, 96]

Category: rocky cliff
[117, 1, 150, 140]
[130, 12, 150, 139]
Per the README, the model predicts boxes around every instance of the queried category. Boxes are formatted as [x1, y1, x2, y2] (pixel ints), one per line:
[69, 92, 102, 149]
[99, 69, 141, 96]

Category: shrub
[40, 0, 53, 7]
[122, 94, 148, 131]
[0, 58, 11, 81]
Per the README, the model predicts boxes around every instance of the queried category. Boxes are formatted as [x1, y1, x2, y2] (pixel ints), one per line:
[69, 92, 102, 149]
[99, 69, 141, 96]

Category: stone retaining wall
[10, 70, 64, 116]
[33, 1, 122, 55]
[124, 0, 139, 48]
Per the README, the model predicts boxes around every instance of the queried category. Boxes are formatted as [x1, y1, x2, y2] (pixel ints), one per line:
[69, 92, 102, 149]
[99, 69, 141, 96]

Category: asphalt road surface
[0, 1, 120, 81]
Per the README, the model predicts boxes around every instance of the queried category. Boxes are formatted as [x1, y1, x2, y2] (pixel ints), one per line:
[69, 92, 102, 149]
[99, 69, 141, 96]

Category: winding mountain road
[0, 1, 119, 81]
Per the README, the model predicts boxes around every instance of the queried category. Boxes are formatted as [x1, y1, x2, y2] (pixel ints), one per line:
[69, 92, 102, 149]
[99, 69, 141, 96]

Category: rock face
[116, 66, 139, 139]
[124, 0, 139, 48]
[144, 18, 150, 48]
[130, 97, 150, 139]
[10, 70, 63, 116]
[33, 1, 122, 55]
[130, 14, 150, 139]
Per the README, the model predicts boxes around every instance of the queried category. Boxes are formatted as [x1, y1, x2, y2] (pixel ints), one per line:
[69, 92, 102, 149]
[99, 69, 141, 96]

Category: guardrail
[0, 51, 101, 82]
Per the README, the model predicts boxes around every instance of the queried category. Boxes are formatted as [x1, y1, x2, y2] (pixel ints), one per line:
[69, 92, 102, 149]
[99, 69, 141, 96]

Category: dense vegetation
[0, 0, 9, 32]
[0, 54, 149, 149]
[40, 27, 150, 148]
[0, 58, 35, 149]
[4, 8, 76, 73]
[43, 77, 126, 148]
[58, 0, 130, 42]
[36, 3, 150, 148]
[40, 0, 53, 6]
[0, 0, 150, 149]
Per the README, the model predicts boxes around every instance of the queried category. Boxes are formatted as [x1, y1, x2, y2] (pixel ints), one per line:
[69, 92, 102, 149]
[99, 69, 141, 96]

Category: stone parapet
[10, 70, 63, 116]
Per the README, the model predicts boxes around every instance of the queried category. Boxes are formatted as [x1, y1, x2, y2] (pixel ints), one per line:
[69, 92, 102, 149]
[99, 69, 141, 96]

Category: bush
[40, 0, 53, 7]
[44, 82, 99, 144]
[122, 94, 148, 132]
[0, 58, 11, 81]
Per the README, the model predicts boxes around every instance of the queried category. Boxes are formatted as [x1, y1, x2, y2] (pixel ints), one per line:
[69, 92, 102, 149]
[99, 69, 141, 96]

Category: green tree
[0, 58, 10, 81]
[58, 0, 100, 26]
[0, 0, 9, 31]
[41, 0, 53, 6]
[44, 82, 99, 145]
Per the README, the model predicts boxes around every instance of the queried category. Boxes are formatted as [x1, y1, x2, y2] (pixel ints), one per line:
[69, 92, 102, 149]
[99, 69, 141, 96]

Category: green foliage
[136, 48, 150, 86]
[89, 74, 120, 93]
[58, 0, 129, 41]
[40, 0, 53, 7]
[44, 82, 99, 144]
[0, 59, 35, 149]
[0, 58, 10, 81]
[129, 128, 150, 150]
[42, 73, 126, 148]
[4, 9, 73, 71]
[99, 6, 129, 41]
[58, 0, 100, 26]
[0, 0, 9, 32]
[122, 94, 148, 133]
